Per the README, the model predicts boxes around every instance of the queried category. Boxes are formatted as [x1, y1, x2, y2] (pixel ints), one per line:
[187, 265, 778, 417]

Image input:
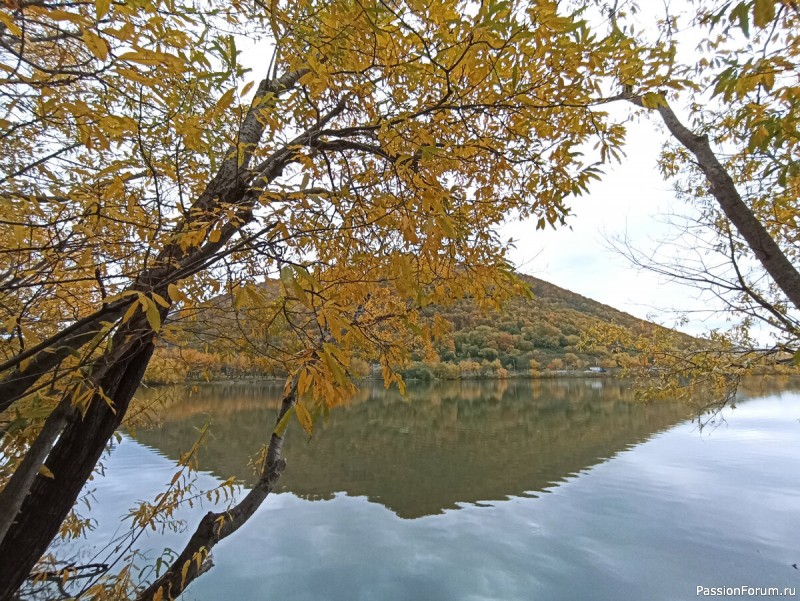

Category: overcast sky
[500, 107, 708, 332]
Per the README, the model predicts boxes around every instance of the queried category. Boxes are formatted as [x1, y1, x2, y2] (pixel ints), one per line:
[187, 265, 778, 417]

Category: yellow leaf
[753, 0, 775, 28]
[217, 89, 236, 112]
[0, 11, 21, 36]
[83, 30, 108, 61]
[321, 347, 348, 386]
[152, 292, 170, 309]
[280, 266, 311, 308]
[140, 297, 161, 332]
[323, 343, 350, 367]
[121, 300, 139, 324]
[39, 465, 55, 479]
[640, 92, 667, 109]
[242, 284, 264, 308]
[37, 8, 86, 25]
[180, 560, 190, 588]
[295, 402, 313, 434]
[119, 50, 180, 67]
[95, 0, 111, 19]
[167, 283, 185, 303]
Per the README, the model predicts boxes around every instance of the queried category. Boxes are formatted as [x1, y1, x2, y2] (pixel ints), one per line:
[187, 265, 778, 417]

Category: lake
[51, 378, 800, 600]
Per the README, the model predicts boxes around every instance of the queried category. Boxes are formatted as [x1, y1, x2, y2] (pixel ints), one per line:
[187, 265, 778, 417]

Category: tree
[608, 0, 800, 368]
[547, 358, 565, 371]
[0, 0, 671, 598]
[564, 352, 581, 368]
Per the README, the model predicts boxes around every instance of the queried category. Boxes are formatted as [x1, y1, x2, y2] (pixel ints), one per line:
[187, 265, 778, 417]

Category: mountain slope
[407, 273, 678, 376]
[146, 273, 681, 382]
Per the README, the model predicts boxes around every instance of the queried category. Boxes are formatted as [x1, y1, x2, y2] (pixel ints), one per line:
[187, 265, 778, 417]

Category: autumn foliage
[1, 0, 798, 598]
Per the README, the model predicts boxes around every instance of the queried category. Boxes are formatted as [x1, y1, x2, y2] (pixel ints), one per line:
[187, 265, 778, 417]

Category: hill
[145, 273, 680, 383]
[401, 274, 675, 379]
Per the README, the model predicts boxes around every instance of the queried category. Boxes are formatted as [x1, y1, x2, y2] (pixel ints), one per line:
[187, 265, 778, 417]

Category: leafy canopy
[0, 0, 673, 415]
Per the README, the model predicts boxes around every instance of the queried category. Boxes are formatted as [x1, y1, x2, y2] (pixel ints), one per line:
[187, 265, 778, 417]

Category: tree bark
[0, 398, 76, 544]
[0, 313, 159, 600]
[633, 95, 800, 312]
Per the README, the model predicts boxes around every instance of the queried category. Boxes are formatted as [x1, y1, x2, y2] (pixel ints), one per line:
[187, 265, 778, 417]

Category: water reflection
[54, 378, 800, 601]
[134, 379, 693, 518]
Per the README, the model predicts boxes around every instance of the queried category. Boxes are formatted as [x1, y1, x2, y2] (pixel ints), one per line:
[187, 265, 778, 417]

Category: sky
[499, 108, 708, 333]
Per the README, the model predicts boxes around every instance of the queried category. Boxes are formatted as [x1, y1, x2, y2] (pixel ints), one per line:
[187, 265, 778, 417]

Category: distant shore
[143, 368, 622, 386]
[143, 366, 800, 387]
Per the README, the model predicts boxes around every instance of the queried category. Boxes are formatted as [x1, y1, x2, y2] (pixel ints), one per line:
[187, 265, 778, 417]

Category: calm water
[55, 378, 800, 600]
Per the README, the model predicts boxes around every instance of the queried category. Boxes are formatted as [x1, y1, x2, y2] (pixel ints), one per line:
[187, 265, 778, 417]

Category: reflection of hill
[133, 380, 692, 519]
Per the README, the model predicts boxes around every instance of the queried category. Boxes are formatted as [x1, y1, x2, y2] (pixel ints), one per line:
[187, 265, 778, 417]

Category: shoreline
[142, 367, 800, 387]
[143, 369, 624, 387]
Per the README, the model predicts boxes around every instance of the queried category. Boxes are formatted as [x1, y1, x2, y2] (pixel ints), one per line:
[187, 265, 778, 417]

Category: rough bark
[0, 311, 160, 600]
[633, 95, 800, 312]
[135, 382, 296, 601]
[0, 398, 76, 544]
[0, 303, 127, 413]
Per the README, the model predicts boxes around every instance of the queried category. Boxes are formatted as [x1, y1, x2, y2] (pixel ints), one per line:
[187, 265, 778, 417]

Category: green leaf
[730, 1, 750, 37]
[273, 405, 295, 436]
[281, 266, 312, 308]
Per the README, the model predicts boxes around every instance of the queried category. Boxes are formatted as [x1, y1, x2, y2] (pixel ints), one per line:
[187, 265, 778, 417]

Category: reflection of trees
[737, 377, 800, 400]
[134, 380, 697, 518]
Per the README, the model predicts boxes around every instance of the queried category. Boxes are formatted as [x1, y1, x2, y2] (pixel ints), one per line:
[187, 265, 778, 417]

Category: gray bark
[135, 381, 296, 601]
[631, 95, 800, 312]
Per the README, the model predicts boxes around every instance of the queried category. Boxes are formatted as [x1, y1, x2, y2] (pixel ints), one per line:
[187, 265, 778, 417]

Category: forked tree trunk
[0, 68, 308, 600]
[0, 324, 156, 601]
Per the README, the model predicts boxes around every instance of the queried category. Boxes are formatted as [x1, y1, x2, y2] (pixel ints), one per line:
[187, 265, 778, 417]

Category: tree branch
[135, 378, 297, 601]
[629, 92, 800, 312]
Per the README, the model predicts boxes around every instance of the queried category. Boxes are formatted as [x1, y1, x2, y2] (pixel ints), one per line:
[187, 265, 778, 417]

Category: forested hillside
[146, 274, 676, 383]
[404, 274, 673, 379]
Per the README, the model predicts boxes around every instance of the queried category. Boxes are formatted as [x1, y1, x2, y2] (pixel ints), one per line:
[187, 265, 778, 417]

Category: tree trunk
[633, 95, 800, 312]
[0, 68, 309, 599]
[135, 381, 296, 601]
[0, 321, 156, 601]
[0, 398, 76, 544]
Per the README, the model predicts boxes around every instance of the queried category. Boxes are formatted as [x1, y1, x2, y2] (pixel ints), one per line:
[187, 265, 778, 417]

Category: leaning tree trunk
[0, 67, 310, 600]
[0, 313, 159, 600]
[629, 94, 800, 313]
